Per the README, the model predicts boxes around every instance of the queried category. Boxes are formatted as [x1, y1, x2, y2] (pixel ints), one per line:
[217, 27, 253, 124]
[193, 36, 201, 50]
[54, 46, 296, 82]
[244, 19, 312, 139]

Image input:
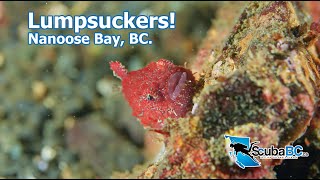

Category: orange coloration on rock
[183, 148, 211, 174]
[109, 59, 197, 131]
[309, 1, 320, 22]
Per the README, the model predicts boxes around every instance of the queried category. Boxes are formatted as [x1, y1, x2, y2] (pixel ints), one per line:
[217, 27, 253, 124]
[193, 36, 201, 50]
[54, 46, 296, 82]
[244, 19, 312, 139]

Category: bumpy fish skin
[110, 59, 197, 131]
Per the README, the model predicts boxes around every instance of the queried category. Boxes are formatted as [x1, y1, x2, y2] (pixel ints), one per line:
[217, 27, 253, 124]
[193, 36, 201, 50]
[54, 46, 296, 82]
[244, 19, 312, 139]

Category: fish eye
[146, 94, 154, 101]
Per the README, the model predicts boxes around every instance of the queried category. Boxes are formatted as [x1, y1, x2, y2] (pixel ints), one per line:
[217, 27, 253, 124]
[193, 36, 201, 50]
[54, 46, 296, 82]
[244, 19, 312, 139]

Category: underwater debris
[112, 2, 320, 179]
[109, 59, 197, 132]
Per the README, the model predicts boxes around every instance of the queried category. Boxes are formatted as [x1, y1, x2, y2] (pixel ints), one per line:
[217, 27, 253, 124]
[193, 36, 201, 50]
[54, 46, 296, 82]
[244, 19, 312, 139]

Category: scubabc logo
[224, 135, 309, 169]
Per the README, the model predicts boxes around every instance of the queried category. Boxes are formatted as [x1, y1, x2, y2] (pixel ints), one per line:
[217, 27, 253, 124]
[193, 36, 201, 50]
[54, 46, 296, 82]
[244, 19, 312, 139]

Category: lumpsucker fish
[109, 59, 197, 132]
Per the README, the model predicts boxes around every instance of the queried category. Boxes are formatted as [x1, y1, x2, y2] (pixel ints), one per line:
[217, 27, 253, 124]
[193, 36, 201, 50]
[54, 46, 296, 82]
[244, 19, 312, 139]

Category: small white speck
[191, 103, 199, 115]
[153, 142, 166, 163]
[41, 146, 56, 162]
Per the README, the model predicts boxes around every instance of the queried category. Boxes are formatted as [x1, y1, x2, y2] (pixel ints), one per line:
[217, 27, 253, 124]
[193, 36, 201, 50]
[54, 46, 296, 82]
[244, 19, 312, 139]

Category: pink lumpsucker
[109, 59, 197, 132]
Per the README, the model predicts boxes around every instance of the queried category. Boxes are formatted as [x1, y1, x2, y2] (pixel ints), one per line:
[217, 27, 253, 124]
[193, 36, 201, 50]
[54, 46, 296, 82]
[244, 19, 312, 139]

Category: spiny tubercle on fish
[109, 59, 197, 131]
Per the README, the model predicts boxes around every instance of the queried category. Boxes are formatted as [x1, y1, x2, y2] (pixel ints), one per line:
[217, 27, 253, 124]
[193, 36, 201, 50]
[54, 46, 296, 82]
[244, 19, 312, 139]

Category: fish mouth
[168, 71, 187, 100]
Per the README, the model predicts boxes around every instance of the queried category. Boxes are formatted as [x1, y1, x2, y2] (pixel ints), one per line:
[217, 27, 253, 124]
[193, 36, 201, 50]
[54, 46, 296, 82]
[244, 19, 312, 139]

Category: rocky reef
[113, 2, 320, 179]
[0, 1, 219, 178]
